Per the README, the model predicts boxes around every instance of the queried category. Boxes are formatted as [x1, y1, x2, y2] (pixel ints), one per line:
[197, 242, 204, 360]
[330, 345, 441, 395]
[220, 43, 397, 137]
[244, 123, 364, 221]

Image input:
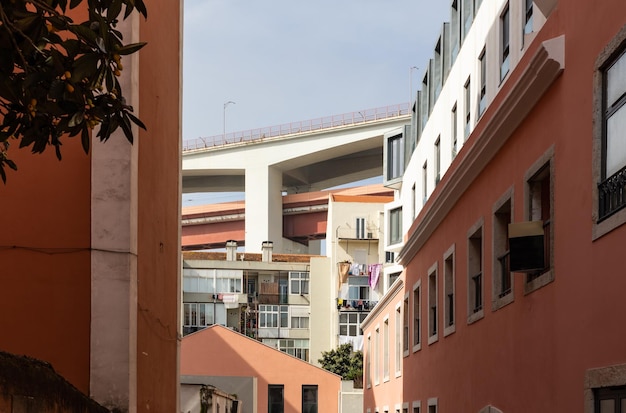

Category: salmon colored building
[180, 325, 341, 413]
[364, 0, 626, 412]
[0, 3, 182, 412]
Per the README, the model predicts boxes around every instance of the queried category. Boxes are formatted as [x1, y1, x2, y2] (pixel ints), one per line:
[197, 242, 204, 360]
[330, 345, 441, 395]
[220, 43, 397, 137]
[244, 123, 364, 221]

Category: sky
[182, 0, 451, 205]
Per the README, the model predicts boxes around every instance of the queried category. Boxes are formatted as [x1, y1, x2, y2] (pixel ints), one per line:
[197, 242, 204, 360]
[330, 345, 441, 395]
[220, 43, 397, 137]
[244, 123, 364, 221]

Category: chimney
[225, 240, 237, 261]
[261, 241, 273, 262]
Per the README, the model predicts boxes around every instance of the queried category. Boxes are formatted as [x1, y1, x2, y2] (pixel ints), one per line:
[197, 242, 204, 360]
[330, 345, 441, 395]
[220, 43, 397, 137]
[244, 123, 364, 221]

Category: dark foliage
[0, 0, 148, 183]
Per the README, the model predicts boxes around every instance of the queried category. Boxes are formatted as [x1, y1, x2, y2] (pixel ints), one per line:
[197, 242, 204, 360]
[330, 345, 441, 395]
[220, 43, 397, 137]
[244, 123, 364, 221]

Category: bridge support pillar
[245, 165, 283, 253]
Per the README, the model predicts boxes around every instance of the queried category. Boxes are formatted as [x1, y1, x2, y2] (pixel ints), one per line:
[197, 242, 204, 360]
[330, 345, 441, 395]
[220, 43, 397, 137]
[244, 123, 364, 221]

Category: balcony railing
[182, 103, 410, 151]
[599, 165, 626, 221]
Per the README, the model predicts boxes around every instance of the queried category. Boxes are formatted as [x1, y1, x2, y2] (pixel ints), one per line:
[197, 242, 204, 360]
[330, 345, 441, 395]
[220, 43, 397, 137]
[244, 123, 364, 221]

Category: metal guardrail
[183, 103, 410, 152]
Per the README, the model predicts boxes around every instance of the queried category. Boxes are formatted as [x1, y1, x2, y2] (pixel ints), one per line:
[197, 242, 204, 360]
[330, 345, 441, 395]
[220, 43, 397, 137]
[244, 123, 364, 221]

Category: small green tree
[0, 0, 148, 182]
[318, 343, 363, 385]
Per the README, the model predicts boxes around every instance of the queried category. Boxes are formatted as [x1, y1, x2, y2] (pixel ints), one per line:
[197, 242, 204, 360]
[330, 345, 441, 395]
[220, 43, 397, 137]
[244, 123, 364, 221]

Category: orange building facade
[0, 3, 182, 412]
[365, 0, 626, 412]
[180, 325, 341, 413]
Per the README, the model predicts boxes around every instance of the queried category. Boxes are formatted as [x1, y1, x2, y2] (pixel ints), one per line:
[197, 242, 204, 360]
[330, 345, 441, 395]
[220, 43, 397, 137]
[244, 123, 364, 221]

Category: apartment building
[182, 190, 395, 369]
[365, 0, 626, 412]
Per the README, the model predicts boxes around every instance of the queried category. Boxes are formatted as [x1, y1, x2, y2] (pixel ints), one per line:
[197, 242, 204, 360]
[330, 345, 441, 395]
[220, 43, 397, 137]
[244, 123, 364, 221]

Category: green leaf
[0, 164, 6, 184]
[5, 159, 17, 171]
[108, 0, 123, 22]
[116, 42, 146, 55]
[81, 126, 90, 153]
[120, 113, 133, 143]
[126, 111, 146, 130]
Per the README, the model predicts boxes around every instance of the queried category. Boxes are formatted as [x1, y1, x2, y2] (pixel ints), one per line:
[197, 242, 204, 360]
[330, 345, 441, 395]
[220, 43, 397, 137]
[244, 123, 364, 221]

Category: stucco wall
[181, 325, 341, 413]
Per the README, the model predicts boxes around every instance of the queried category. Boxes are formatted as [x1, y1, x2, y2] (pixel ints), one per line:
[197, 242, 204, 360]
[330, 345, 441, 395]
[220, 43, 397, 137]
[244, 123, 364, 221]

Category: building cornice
[398, 35, 565, 265]
[361, 278, 404, 330]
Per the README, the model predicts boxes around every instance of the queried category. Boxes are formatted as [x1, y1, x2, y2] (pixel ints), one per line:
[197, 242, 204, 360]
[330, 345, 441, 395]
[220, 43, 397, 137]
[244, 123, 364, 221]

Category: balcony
[336, 227, 378, 241]
[258, 282, 288, 305]
[599, 165, 626, 221]
[337, 298, 378, 312]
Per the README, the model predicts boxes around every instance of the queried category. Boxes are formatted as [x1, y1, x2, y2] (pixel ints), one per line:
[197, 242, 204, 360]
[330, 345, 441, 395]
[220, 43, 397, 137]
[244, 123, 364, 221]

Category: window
[366, 335, 372, 387]
[290, 271, 309, 295]
[279, 339, 309, 361]
[525, 154, 553, 292]
[395, 304, 402, 374]
[215, 271, 242, 293]
[389, 272, 401, 287]
[501, 4, 510, 81]
[413, 282, 421, 351]
[183, 269, 215, 293]
[259, 305, 289, 328]
[183, 303, 214, 334]
[433, 38, 443, 102]
[599, 47, 626, 220]
[594, 387, 626, 413]
[386, 251, 396, 263]
[428, 398, 438, 413]
[302, 385, 318, 413]
[383, 318, 389, 380]
[375, 326, 380, 385]
[524, 0, 533, 35]
[403, 294, 410, 354]
[428, 264, 438, 343]
[422, 162, 428, 205]
[339, 312, 367, 336]
[479, 48, 487, 116]
[451, 103, 458, 158]
[268, 385, 284, 413]
[387, 132, 405, 181]
[464, 77, 471, 139]
[468, 221, 484, 323]
[356, 217, 366, 239]
[443, 246, 455, 335]
[462, 0, 473, 42]
[348, 276, 370, 301]
[389, 207, 402, 245]
[291, 315, 309, 329]
[421, 72, 430, 128]
[434, 137, 441, 185]
[585, 364, 626, 413]
[450, 1, 460, 62]
[493, 191, 513, 309]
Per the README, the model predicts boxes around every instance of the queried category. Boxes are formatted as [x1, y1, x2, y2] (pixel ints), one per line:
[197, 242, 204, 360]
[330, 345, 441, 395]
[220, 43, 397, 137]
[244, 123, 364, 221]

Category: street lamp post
[223, 100, 235, 139]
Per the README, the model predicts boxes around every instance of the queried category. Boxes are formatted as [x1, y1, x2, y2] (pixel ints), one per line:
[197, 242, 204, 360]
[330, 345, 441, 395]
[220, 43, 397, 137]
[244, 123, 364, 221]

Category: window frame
[467, 218, 484, 324]
[268, 384, 284, 413]
[443, 244, 456, 337]
[492, 187, 514, 310]
[302, 385, 318, 413]
[289, 271, 310, 295]
[593, 26, 626, 239]
[523, 147, 555, 294]
[500, 3, 511, 81]
[412, 280, 422, 352]
[389, 207, 403, 245]
[427, 262, 438, 344]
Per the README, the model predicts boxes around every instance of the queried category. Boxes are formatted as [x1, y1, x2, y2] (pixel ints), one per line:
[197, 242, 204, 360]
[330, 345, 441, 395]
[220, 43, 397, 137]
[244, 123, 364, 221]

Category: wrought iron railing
[598, 165, 626, 221]
[527, 219, 551, 282]
[182, 103, 410, 151]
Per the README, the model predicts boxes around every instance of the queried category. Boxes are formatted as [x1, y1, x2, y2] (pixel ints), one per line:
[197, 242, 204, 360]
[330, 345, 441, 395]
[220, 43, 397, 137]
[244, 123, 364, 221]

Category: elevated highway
[182, 104, 409, 252]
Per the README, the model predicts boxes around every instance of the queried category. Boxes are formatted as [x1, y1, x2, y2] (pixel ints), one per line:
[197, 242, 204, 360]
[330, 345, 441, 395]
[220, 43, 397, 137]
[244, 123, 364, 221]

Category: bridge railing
[183, 103, 410, 152]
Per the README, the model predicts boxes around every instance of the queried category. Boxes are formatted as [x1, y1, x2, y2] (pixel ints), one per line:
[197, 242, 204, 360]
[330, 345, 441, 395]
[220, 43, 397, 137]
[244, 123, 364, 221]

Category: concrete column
[245, 165, 283, 253]
[90, 13, 139, 413]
